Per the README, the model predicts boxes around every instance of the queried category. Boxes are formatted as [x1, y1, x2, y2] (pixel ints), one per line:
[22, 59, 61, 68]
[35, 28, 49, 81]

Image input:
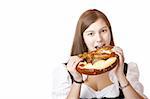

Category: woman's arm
[67, 82, 82, 99]
[112, 46, 145, 99]
[66, 56, 84, 99]
[117, 73, 145, 99]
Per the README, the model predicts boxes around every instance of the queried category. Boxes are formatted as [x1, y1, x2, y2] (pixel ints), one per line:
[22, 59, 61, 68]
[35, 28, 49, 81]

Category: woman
[52, 9, 147, 99]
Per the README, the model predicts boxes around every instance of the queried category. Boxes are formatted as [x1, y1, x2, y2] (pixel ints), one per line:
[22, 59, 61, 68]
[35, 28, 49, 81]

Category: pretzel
[76, 46, 119, 75]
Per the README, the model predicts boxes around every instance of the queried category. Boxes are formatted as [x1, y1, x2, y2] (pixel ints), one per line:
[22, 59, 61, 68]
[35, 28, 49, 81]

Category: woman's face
[83, 18, 111, 52]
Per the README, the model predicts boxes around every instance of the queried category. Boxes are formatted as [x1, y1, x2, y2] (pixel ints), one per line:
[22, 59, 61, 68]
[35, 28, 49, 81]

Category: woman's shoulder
[52, 63, 72, 87]
[53, 63, 69, 77]
[127, 62, 139, 69]
[126, 62, 139, 77]
[126, 62, 140, 82]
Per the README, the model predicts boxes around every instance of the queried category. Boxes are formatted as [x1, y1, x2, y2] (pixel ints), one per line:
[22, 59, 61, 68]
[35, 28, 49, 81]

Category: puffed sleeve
[52, 63, 72, 99]
[126, 62, 148, 98]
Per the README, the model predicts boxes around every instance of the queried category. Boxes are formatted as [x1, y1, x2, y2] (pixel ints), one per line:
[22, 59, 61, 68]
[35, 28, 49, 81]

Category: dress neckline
[82, 83, 115, 93]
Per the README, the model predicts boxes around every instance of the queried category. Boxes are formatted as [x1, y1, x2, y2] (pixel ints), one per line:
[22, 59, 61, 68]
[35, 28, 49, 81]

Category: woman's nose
[96, 33, 103, 43]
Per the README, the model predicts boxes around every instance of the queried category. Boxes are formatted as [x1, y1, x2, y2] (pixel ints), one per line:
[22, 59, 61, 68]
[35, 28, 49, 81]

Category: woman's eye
[87, 32, 94, 36]
[101, 29, 107, 33]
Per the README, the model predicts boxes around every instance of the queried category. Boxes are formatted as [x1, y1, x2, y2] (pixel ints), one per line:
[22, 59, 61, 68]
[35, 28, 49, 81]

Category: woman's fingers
[66, 56, 83, 81]
[67, 56, 82, 69]
[112, 46, 124, 62]
[112, 46, 123, 54]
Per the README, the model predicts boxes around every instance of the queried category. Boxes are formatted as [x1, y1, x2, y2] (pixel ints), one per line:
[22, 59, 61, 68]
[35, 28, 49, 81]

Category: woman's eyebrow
[85, 30, 94, 33]
[101, 26, 108, 29]
[85, 26, 108, 33]
[99, 26, 108, 31]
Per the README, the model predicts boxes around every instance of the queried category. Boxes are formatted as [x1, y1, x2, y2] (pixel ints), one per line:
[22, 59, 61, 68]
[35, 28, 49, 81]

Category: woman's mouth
[95, 44, 105, 49]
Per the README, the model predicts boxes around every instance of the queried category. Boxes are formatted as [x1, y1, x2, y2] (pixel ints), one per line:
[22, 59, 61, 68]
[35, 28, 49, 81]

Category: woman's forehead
[84, 19, 108, 32]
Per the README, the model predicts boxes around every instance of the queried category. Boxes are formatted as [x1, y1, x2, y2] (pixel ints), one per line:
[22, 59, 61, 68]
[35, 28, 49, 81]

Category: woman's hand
[66, 56, 83, 82]
[111, 46, 145, 99]
[112, 46, 125, 77]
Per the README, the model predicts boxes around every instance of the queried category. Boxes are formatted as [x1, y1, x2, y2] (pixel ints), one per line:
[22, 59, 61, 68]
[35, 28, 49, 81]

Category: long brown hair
[71, 9, 115, 56]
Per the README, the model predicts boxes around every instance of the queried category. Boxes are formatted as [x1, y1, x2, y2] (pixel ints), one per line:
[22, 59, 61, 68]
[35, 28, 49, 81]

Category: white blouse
[52, 62, 147, 99]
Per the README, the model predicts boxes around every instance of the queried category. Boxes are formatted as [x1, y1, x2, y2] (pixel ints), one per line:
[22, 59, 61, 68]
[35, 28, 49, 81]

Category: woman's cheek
[104, 35, 111, 44]
[88, 39, 95, 51]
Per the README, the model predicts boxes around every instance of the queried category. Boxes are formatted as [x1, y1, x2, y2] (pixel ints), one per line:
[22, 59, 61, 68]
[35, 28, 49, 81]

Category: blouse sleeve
[52, 64, 72, 99]
[126, 62, 148, 98]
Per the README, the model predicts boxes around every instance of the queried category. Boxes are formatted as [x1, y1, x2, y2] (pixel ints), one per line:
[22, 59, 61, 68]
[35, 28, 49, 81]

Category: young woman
[52, 9, 147, 99]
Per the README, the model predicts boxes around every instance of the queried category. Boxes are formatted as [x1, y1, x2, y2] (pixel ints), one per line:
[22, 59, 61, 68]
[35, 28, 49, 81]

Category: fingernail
[80, 58, 84, 61]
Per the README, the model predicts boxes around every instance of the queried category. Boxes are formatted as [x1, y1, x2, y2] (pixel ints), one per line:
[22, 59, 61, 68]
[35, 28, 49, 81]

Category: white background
[0, 0, 150, 99]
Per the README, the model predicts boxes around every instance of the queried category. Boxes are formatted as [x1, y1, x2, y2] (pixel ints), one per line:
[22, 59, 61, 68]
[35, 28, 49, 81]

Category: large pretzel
[76, 46, 119, 75]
